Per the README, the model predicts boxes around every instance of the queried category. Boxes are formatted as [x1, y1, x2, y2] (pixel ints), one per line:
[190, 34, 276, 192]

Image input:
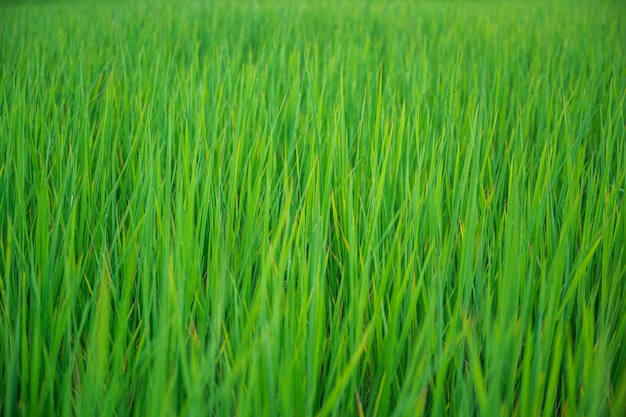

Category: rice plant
[1, 0, 625, 416]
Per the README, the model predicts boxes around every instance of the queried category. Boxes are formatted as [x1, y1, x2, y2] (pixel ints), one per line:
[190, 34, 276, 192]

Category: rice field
[1, 0, 625, 416]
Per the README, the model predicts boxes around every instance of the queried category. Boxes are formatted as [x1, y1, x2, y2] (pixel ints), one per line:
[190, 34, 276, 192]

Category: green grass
[1, 0, 625, 415]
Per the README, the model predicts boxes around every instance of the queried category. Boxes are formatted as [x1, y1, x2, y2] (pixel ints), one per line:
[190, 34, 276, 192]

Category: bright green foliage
[1, 1, 625, 416]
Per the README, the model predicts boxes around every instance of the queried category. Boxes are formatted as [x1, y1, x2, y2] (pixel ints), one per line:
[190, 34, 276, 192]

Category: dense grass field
[1, 0, 625, 415]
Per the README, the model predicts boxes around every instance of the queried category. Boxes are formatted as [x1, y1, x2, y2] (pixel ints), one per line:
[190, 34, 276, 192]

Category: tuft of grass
[1, 0, 625, 416]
